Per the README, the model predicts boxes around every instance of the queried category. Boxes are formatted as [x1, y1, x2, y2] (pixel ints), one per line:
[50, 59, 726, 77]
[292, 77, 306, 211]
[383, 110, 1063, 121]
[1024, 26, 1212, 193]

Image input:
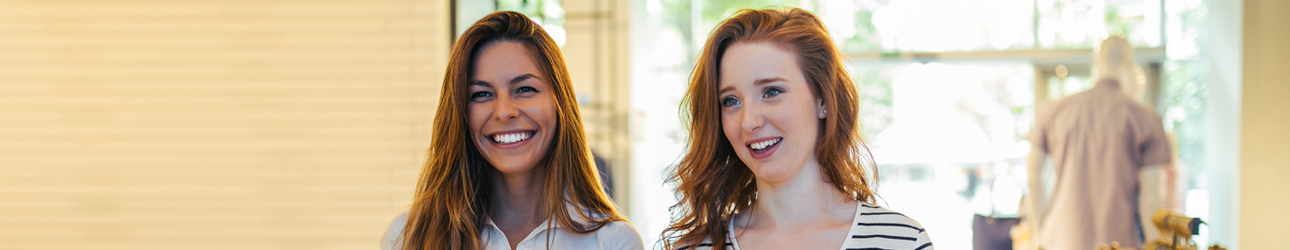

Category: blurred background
[0, 0, 1285, 249]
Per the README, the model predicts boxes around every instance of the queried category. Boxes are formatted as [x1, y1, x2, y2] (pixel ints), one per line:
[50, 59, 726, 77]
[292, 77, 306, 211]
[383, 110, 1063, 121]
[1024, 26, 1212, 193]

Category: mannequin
[1093, 35, 1184, 244]
[1025, 36, 1175, 250]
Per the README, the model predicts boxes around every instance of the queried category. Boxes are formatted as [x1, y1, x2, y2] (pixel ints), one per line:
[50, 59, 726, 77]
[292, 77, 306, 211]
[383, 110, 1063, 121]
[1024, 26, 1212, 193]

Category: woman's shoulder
[575, 209, 645, 250]
[585, 218, 639, 237]
[856, 202, 924, 227]
[380, 211, 410, 250]
[849, 202, 934, 250]
[594, 218, 638, 231]
[593, 219, 644, 245]
[560, 203, 644, 249]
[672, 238, 732, 250]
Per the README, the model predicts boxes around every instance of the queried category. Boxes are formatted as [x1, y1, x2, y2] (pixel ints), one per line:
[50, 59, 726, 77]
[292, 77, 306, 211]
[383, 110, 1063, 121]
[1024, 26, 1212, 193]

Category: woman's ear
[816, 98, 826, 119]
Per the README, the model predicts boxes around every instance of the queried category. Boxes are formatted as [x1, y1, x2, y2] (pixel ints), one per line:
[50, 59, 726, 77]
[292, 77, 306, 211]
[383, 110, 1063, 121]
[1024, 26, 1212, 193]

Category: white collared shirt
[381, 208, 645, 250]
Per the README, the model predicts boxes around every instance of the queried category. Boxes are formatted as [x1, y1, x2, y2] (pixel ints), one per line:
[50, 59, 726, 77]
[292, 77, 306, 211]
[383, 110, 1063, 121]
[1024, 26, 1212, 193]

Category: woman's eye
[470, 91, 493, 100]
[516, 86, 538, 93]
[720, 96, 740, 107]
[762, 87, 783, 98]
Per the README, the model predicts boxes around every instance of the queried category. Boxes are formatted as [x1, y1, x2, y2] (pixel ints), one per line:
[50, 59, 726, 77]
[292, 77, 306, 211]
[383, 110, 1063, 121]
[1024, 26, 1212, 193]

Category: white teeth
[492, 132, 532, 144]
[750, 138, 781, 150]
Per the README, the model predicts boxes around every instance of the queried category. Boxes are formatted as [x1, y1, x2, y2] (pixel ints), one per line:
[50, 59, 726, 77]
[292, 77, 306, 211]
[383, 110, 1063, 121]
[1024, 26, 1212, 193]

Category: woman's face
[718, 42, 825, 183]
[467, 41, 559, 175]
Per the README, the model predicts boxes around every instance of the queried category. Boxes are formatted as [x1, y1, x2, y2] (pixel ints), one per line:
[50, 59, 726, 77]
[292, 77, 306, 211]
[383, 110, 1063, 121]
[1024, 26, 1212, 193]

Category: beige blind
[0, 0, 447, 249]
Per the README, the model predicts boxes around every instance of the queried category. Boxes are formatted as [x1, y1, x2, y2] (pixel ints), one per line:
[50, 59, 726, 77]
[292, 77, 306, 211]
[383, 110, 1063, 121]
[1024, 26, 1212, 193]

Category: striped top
[677, 202, 933, 250]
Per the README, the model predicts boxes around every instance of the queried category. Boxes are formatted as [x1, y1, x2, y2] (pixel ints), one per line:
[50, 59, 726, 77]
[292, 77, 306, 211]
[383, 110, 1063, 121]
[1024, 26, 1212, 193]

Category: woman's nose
[740, 103, 764, 133]
[493, 96, 519, 121]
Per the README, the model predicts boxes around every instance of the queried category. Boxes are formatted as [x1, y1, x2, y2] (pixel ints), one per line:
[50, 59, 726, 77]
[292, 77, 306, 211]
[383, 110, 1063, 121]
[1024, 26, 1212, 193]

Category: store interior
[1, 0, 1286, 249]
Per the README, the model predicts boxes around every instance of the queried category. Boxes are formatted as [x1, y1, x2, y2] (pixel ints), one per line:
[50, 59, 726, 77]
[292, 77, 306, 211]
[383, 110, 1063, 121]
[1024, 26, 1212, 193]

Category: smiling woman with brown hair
[380, 11, 643, 250]
[662, 7, 933, 250]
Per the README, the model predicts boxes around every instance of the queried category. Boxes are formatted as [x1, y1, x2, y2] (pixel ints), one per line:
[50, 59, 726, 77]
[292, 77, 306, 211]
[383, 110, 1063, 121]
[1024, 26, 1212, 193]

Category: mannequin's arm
[1137, 162, 1178, 242]
[1163, 162, 1178, 209]
[1026, 146, 1048, 231]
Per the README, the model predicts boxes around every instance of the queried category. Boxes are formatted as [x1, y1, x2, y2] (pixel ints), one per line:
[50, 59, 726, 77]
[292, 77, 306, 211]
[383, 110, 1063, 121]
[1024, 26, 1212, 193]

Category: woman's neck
[489, 165, 550, 225]
[742, 159, 855, 231]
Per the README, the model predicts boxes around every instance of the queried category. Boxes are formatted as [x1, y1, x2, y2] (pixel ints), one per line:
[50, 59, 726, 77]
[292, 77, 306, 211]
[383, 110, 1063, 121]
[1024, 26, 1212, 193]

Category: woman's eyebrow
[753, 77, 786, 86]
[719, 85, 735, 96]
[510, 74, 539, 85]
[469, 74, 538, 89]
[720, 77, 785, 95]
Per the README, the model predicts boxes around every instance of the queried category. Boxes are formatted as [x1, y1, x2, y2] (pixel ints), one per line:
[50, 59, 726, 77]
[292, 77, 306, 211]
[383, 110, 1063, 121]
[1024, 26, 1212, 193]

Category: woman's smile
[746, 136, 783, 159]
[486, 130, 538, 148]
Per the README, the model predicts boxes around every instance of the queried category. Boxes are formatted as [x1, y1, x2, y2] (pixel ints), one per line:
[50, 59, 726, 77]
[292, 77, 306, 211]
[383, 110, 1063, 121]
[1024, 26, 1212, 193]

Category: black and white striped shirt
[678, 202, 934, 250]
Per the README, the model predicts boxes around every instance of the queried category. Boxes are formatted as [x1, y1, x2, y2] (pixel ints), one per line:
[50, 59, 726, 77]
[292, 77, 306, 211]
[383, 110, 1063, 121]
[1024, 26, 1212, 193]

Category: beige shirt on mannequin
[1027, 79, 1172, 250]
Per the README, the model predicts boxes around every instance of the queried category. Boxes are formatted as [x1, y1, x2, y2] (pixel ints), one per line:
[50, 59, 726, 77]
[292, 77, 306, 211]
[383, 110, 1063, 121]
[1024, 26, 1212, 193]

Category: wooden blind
[0, 0, 446, 249]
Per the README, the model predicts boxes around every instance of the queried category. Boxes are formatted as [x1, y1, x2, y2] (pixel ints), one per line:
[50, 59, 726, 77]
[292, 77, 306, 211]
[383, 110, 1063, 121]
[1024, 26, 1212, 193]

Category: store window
[454, 0, 566, 47]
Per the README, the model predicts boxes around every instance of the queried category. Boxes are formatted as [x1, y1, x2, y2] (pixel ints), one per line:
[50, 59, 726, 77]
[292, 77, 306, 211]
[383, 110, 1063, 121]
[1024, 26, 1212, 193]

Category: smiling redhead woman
[381, 11, 643, 250]
[662, 8, 933, 250]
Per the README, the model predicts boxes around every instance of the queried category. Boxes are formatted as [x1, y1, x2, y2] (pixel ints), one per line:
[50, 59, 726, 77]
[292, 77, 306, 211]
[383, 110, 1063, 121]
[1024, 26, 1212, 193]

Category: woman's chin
[487, 158, 541, 175]
[748, 164, 794, 183]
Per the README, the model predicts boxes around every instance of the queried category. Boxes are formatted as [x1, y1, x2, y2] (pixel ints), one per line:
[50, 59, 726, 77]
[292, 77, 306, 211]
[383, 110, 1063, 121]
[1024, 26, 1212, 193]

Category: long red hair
[399, 11, 622, 250]
[662, 7, 878, 249]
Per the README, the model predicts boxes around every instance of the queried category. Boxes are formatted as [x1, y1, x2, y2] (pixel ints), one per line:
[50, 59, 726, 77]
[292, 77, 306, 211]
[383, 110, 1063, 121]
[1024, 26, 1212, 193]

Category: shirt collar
[483, 201, 597, 231]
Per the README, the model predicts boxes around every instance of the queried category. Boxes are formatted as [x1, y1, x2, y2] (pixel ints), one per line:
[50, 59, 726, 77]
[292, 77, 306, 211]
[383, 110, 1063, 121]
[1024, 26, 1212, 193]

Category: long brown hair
[662, 7, 877, 249]
[400, 11, 623, 250]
